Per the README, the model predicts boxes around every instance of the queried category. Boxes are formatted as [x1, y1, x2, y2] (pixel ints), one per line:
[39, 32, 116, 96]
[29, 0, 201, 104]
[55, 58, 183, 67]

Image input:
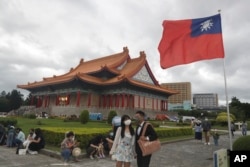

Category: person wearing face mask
[134, 110, 158, 167]
[60, 131, 80, 165]
[109, 115, 135, 167]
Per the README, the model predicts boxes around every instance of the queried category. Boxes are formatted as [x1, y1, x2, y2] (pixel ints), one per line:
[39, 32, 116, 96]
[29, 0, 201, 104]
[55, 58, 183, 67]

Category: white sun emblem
[200, 19, 213, 32]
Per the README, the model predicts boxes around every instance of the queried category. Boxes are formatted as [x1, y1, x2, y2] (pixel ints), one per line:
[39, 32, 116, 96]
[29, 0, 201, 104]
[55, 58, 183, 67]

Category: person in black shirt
[28, 128, 45, 153]
[86, 135, 104, 159]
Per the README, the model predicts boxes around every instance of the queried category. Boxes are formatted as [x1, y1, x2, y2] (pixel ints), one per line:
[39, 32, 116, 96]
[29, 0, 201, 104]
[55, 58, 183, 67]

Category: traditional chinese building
[17, 47, 177, 118]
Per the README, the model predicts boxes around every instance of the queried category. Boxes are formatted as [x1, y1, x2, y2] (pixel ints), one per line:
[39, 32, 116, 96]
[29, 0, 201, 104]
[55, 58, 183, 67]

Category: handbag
[137, 123, 161, 156]
[18, 149, 27, 155]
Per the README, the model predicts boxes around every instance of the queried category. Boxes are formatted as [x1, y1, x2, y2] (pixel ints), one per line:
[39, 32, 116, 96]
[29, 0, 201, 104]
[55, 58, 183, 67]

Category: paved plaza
[0, 131, 245, 167]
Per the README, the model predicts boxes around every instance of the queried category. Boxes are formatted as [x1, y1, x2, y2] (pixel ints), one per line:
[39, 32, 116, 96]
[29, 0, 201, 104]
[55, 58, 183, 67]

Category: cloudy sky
[0, 0, 249, 106]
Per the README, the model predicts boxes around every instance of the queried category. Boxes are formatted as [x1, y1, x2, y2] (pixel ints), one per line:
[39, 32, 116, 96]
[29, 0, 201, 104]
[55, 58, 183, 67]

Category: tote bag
[137, 123, 161, 156]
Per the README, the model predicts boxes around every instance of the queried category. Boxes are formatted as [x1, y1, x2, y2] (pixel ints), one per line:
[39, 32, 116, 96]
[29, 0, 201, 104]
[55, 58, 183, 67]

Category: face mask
[124, 119, 131, 126]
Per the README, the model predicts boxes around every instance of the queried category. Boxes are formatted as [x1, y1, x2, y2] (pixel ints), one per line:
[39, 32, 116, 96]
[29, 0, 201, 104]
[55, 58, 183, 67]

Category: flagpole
[222, 58, 232, 150]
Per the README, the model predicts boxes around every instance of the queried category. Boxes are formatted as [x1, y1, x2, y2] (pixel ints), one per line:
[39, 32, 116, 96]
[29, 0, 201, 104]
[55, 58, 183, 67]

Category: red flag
[158, 14, 225, 69]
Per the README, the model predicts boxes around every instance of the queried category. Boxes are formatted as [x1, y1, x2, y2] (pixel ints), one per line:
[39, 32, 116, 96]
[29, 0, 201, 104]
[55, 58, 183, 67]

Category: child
[212, 129, 220, 146]
[97, 141, 105, 158]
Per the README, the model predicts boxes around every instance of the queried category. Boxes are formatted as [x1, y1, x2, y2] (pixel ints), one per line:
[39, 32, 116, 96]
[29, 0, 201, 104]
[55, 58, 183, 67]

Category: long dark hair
[120, 115, 134, 138]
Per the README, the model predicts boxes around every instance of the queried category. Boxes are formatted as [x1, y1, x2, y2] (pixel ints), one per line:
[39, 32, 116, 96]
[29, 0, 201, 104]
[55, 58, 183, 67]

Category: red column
[165, 100, 168, 111]
[103, 95, 106, 108]
[76, 91, 81, 107]
[138, 96, 140, 108]
[44, 95, 47, 107]
[115, 95, 118, 107]
[122, 94, 124, 107]
[109, 95, 112, 107]
[127, 95, 130, 107]
[88, 93, 92, 107]
[67, 94, 70, 105]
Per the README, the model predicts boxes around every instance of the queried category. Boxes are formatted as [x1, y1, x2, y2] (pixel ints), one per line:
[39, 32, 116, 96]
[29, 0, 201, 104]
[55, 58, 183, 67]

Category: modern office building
[161, 82, 191, 103]
[161, 82, 192, 111]
[193, 93, 218, 109]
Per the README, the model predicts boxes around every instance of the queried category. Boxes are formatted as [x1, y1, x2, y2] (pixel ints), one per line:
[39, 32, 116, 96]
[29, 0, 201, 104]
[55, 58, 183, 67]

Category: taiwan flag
[158, 14, 225, 69]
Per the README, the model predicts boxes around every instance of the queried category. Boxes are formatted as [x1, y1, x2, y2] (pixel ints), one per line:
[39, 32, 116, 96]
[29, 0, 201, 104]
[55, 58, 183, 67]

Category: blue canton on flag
[191, 14, 222, 37]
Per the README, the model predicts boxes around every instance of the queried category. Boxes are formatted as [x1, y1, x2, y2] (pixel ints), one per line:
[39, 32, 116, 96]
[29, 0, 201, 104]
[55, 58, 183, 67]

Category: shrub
[233, 136, 250, 151]
[63, 115, 79, 122]
[107, 110, 117, 124]
[23, 114, 36, 119]
[216, 112, 236, 126]
[79, 110, 89, 124]
[0, 118, 17, 127]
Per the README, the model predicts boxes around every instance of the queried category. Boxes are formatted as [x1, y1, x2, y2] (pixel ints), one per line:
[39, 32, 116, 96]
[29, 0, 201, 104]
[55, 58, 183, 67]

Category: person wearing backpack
[202, 117, 211, 145]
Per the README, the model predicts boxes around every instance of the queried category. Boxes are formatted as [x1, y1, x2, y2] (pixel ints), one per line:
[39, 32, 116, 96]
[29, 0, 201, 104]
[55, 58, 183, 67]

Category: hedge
[0, 118, 17, 127]
[41, 127, 193, 149]
[233, 136, 250, 151]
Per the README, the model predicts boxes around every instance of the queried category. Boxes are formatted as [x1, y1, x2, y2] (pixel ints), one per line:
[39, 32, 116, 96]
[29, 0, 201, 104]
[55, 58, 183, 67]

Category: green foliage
[79, 110, 89, 124]
[229, 97, 250, 120]
[63, 115, 79, 122]
[42, 127, 192, 149]
[107, 110, 117, 124]
[0, 89, 24, 112]
[233, 136, 250, 151]
[0, 118, 17, 127]
[0, 97, 10, 112]
[216, 112, 236, 126]
[156, 127, 193, 138]
[176, 122, 191, 126]
[23, 114, 36, 119]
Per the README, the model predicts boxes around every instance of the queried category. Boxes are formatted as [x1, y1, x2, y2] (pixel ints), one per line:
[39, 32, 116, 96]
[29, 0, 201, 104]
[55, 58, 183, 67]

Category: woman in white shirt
[110, 115, 135, 167]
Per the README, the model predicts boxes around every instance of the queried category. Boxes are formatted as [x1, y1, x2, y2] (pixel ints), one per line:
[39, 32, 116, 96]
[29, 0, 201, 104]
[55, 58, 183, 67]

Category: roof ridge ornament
[123, 47, 129, 53]
[79, 58, 84, 64]
[140, 51, 146, 57]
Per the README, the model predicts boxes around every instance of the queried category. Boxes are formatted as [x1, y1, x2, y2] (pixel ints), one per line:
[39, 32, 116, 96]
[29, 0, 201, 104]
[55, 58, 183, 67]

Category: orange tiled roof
[17, 47, 177, 95]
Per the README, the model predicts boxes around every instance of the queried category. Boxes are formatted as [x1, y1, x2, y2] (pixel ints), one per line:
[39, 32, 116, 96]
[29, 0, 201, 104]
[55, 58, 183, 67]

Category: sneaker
[207, 142, 210, 145]
[28, 150, 38, 155]
[102, 154, 105, 158]
[90, 155, 94, 160]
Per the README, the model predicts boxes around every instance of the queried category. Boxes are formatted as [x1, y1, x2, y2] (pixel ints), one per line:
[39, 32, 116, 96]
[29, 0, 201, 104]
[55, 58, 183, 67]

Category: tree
[0, 91, 6, 97]
[107, 110, 117, 124]
[79, 110, 89, 124]
[0, 97, 10, 112]
[23, 93, 36, 105]
[215, 112, 236, 126]
[230, 97, 241, 108]
[229, 97, 250, 120]
[5, 89, 24, 111]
